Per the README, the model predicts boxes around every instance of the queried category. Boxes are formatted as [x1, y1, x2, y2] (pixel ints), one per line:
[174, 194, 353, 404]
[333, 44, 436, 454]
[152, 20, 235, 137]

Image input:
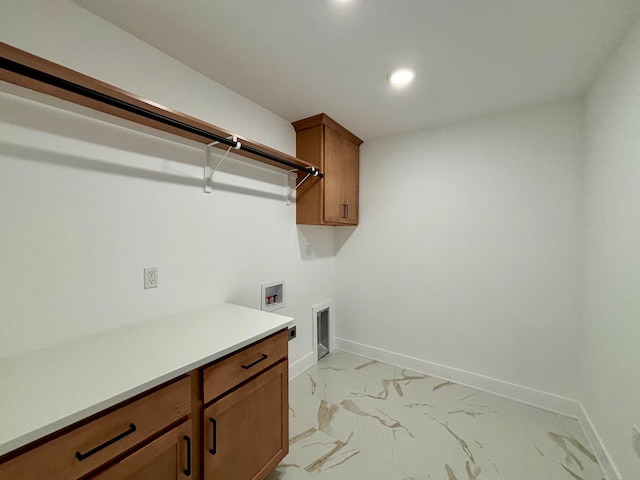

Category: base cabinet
[0, 377, 191, 480]
[0, 329, 289, 480]
[91, 421, 192, 480]
[203, 360, 288, 480]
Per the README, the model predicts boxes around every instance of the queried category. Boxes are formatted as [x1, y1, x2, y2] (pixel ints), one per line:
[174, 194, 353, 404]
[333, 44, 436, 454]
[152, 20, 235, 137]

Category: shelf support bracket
[204, 136, 241, 193]
[285, 171, 295, 205]
[295, 172, 312, 190]
[285, 168, 316, 204]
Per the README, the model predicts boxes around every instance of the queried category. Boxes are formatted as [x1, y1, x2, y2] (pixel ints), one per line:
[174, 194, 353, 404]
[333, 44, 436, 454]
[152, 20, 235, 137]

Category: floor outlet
[144, 268, 158, 289]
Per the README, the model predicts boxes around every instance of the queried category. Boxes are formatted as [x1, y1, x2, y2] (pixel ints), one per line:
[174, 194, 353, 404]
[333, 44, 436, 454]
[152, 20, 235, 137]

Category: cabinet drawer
[203, 330, 287, 403]
[0, 377, 191, 480]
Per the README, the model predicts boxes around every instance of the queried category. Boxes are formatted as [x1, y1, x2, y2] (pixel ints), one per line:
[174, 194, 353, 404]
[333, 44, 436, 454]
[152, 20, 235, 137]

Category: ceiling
[71, 0, 640, 141]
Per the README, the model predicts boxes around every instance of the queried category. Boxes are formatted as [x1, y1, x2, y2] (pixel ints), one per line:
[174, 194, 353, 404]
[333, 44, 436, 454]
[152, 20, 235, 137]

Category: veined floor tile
[273, 351, 605, 480]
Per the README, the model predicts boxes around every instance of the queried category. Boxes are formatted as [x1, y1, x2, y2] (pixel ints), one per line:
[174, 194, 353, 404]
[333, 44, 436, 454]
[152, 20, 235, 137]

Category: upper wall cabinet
[292, 114, 363, 226]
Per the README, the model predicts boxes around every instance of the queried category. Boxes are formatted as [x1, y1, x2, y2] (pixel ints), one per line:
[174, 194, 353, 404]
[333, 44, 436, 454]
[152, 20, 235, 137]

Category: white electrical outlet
[144, 268, 158, 289]
[633, 425, 640, 458]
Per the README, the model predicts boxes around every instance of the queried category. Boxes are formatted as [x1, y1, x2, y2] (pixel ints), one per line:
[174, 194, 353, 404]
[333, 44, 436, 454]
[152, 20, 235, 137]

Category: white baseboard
[333, 337, 578, 416]
[333, 337, 620, 479]
[575, 405, 622, 480]
[288, 351, 314, 380]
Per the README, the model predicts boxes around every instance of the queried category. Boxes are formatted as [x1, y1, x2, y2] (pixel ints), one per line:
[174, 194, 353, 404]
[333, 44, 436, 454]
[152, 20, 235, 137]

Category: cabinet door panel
[204, 360, 288, 480]
[340, 139, 359, 224]
[91, 421, 192, 480]
[323, 127, 345, 224]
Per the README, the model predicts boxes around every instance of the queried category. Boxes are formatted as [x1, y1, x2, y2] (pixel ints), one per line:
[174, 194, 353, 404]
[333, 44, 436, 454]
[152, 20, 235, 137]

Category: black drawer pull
[75, 423, 137, 461]
[209, 418, 217, 456]
[183, 435, 192, 476]
[241, 353, 268, 370]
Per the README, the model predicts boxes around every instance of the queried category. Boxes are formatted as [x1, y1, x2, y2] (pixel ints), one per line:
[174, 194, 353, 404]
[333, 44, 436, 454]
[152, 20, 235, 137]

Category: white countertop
[0, 303, 293, 456]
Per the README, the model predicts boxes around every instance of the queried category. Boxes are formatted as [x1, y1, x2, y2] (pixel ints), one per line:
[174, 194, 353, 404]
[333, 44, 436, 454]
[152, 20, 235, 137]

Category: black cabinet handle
[209, 418, 217, 456]
[75, 423, 137, 461]
[343, 203, 349, 218]
[183, 435, 192, 476]
[241, 353, 268, 370]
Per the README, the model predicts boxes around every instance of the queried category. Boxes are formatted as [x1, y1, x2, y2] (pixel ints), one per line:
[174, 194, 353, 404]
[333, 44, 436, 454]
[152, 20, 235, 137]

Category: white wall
[3, 2, 638, 476]
[0, 0, 336, 365]
[581, 16, 640, 480]
[336, 100, 584, 400]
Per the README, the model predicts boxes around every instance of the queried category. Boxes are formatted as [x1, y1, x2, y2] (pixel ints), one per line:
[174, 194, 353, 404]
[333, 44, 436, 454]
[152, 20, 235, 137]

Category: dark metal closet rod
[0, 57, 323, 178]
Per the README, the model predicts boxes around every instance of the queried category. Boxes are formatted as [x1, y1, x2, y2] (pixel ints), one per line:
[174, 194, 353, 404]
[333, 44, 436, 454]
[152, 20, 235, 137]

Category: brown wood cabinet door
[323, 127, 345, 224]
[203, 360, 288, 480]
[90, 421, 193, 480]
[340, 139, 359, 224]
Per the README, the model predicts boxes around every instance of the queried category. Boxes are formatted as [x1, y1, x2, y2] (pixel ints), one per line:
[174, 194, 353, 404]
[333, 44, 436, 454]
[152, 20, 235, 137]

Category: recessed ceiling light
[388, 68, 415, 87]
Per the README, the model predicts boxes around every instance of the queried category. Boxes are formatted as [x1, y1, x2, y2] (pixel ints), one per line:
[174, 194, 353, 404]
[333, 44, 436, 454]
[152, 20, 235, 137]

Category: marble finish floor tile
[267, 351, 605, 480]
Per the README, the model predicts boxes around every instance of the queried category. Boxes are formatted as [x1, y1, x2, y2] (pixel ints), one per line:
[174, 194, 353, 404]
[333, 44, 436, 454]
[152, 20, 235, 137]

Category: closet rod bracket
[285, 168, 317, 204]
[204, 136, 241, 193]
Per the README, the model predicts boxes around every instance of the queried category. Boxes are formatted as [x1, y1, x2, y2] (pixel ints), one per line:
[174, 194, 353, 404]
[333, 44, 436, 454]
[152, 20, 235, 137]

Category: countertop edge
[0, 305, 293, 457]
